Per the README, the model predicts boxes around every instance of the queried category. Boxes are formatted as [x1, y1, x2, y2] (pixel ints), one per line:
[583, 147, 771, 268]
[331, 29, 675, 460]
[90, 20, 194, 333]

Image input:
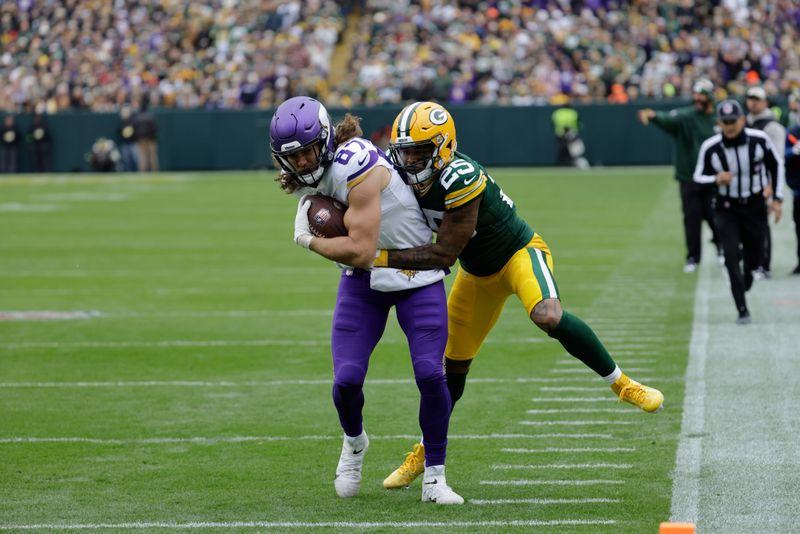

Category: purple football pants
[331, 269, 451, 467]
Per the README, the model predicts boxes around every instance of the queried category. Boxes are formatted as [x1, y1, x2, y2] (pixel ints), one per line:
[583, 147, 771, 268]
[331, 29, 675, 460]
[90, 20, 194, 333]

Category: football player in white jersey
[269, 96, 462, 504]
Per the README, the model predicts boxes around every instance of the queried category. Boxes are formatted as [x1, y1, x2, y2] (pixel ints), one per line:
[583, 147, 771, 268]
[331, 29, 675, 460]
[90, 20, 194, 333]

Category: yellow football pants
[445, 234, 558, 361]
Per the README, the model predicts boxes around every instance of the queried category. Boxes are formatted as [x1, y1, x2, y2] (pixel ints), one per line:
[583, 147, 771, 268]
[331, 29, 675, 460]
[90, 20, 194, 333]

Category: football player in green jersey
[375, 101, 664, 490]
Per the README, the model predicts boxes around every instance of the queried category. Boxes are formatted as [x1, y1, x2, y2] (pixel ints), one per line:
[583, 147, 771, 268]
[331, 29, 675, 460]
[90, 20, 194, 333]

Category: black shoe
[736, 311, 751, 325]
[792, 265, 800, 275]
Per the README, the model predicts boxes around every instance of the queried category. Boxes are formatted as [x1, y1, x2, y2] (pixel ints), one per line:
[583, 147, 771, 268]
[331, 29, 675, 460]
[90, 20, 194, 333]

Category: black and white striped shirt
[693, 128, 785, 201]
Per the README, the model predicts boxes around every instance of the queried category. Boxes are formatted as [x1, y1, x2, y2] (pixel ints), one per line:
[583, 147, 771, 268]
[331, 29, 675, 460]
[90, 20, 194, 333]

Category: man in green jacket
[638, 79, 720, 272]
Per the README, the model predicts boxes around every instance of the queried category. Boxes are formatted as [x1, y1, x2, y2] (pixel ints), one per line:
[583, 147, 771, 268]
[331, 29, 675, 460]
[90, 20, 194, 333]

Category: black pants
[0, 146, 18, 173]
[680, 181, 719, 262]
[794, 191, 800, 266]
[32, 143, 50, 173]
[715, 196, 767, 314]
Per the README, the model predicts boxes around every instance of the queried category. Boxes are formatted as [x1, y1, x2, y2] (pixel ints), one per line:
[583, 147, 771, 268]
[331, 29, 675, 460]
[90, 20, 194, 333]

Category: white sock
[424, 465, 445, 480]
[602, 366, 622, 384]
[345, 430, 367, 448]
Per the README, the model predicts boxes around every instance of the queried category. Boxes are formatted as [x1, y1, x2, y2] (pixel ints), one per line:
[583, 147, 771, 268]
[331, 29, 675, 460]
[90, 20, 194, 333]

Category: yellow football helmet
[389, 101, 457, 193]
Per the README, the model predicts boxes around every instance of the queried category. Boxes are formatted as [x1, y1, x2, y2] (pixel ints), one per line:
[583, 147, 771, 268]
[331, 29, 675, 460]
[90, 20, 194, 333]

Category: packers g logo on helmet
[429, 108, 448, 125]
[389, 102, 457, 193]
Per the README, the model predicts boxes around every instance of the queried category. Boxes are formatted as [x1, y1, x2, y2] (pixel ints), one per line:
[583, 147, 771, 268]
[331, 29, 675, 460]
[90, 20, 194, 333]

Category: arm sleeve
[693, 139, 718, 184]
[651, 110, 682, 136]
[765, 123, 786, 158]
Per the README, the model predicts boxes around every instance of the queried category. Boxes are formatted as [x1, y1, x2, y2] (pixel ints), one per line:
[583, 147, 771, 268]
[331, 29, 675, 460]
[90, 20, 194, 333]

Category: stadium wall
[9, 103, 685, 173]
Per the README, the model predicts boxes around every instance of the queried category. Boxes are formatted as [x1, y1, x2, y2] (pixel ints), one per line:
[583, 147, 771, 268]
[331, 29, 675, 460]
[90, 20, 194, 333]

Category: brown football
[306, 194, 348, 238]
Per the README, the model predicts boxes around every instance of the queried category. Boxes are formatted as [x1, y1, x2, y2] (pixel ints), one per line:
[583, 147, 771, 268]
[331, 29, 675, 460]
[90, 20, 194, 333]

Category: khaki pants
[137, 139, 159, 172]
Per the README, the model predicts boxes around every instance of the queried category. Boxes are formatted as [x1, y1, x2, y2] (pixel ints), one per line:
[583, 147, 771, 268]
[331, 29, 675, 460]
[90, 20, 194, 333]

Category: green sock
[548, 310, 616, 377]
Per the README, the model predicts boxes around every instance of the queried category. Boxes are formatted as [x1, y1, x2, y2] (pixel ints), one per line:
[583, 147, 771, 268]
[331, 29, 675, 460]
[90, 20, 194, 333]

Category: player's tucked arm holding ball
[296, 167, 387, 270]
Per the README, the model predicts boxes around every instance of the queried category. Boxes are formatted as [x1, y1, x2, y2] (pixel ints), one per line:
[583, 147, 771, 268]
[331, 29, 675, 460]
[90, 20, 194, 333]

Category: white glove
[792, 143, 800, 156]
[294, 197, 313, 249]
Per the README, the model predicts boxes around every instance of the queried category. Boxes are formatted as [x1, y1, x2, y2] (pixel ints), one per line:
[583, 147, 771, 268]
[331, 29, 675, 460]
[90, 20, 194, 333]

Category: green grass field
[1, 168, 697, 532]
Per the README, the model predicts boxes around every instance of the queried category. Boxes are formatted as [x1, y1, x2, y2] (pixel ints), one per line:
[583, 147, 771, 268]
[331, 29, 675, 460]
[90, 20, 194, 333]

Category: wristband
[373, 249, 389, 268]
[296, 234, 314, 249]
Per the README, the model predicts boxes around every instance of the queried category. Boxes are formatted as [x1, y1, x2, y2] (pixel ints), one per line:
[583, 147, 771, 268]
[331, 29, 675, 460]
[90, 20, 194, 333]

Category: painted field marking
[480, 479, 624, 486]
[0, 433, 614, 446]
[0, 520, 617, 530]
[525, 408, 632, 414]
[539, 387, 605, 392]
[669, 246, 711, 524]
[519, 420, 635, 426]
[1, 337, 544, 350]
[549, 368, 651, 375]
[471, 497, 621, 505]
[491, 463, 632, 470]
[555, 358, 655, 365]
[530, 397, 615, 403]
[501, 447, 635, 453]
[1, 377, 607, 388]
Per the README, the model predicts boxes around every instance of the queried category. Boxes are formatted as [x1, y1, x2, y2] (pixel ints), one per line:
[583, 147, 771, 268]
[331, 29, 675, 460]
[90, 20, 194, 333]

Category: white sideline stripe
[530, 397, 615, 403]
[491, 463, 632, 470]
[0, 337, 545, 349]
[501, 448, 635, 453]
[525, 408, 631, 414]
[481, 480, 624, 486]
[471, 497, 621, 505]
[669, 243, 711, 524]
[0, 520, 616, 530]
[0, 433, 613, 445]
[519, 420, 634, 426]
[0, 377, 602, 388]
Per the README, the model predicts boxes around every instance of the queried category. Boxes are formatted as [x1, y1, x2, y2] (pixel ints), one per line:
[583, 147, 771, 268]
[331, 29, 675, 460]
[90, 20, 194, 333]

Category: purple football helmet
[269, 96, 335, 187]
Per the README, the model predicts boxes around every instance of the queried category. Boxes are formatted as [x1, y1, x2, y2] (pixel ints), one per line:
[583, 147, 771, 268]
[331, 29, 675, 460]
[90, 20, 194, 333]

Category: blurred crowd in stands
[0, 0, 345, 112]
[0, 0, 799, 113]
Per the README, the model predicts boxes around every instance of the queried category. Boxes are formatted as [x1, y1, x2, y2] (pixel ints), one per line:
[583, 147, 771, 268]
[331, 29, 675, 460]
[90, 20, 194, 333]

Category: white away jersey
[307, 137, 445, 291]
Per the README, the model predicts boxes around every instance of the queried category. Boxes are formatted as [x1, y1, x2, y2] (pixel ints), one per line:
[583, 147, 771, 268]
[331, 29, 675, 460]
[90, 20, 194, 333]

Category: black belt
[716, 194, 763, 205]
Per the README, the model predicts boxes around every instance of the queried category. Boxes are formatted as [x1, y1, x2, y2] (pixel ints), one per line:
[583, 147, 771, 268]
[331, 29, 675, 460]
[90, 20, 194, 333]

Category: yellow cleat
[383, 443, 425, 489]
[611, 374, 664, 413]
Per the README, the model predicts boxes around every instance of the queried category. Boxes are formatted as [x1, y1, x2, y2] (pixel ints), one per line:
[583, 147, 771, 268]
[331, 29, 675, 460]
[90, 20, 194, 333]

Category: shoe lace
[618, 383, 647, 405]
[399, 448, 423, 475]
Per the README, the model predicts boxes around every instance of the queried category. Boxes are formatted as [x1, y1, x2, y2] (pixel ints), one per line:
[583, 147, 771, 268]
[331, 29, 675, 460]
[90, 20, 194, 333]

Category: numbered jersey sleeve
[440, 158, 487, 210]
[331, 138, 392, 191]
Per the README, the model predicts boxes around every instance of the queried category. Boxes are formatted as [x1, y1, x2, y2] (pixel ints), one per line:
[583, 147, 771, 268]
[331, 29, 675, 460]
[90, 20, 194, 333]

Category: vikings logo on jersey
[399, 269, 419, 281]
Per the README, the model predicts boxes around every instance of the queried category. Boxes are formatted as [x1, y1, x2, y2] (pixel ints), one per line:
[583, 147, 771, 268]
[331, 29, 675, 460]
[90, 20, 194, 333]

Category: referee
[693, 100, 784, 324]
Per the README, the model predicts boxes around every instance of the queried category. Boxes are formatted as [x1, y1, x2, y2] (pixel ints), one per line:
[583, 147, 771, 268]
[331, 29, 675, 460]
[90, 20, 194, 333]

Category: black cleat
[736, 311, 751, 325]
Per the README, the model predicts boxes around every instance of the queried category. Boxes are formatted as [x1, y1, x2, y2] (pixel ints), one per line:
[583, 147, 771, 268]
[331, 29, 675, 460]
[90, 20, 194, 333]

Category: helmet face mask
[273, 139, 326, 186]
[389, 102, 457, 194]
[269, 96, 335, 187]
[389, 140, 437, 186]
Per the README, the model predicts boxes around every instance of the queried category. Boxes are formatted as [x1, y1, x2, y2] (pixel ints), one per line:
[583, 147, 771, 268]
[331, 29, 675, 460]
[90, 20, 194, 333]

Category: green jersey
[652, 106, 717, 182]
[415, 151, 534, 276]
